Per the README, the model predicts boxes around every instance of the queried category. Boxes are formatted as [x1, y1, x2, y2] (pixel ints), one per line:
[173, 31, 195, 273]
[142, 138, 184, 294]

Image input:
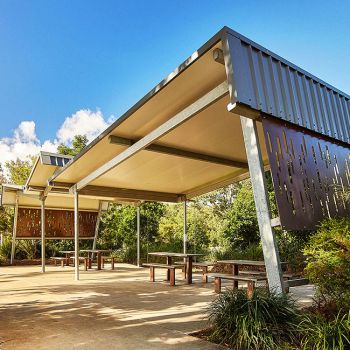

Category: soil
[0, 258, 56, 266]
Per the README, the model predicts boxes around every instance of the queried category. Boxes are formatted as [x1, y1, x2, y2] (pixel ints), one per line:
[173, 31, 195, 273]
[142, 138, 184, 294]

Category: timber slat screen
[263, 116, 350, 230]
[16, 208, 97, 239]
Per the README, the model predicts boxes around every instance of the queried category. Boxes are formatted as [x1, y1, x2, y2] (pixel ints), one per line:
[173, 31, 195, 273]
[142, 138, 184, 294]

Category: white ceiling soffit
[48, 26, 349, 201]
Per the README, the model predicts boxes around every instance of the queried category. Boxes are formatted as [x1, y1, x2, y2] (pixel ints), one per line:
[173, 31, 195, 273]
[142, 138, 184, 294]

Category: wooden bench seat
[51, 257, 68, 267]
[143, 263, 183, 286]
[70, 256, 91, 271]
[101, 256, 115, 270]
[208, 273, 267, 296]
[284, 278, 309, 293]
[239, 270, 266, 276]
[174, 261, 214, 283]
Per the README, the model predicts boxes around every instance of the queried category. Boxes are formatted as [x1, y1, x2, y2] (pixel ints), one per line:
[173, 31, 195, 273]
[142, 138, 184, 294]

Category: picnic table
[80, 249, 111, 270]
[148, 252, 203, 284]
[217, 259, 286, 288]
[59, 249, 111, 270]
[59, 250, 74, 266]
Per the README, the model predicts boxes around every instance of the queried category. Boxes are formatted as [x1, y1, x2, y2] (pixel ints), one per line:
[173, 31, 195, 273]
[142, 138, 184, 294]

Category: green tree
[0, 164, 6, 183]
[223, 175, 278, 248]
[5, 158, 34, 185]
[304, 218, 350, 311]
[197, 184, 242, 219]
[57, 135, 88, 156]
[98, 202, 166, 262]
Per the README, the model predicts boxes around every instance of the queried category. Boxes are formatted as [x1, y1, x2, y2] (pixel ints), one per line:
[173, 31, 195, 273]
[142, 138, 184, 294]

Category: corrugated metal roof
[223, 29, 350, 144]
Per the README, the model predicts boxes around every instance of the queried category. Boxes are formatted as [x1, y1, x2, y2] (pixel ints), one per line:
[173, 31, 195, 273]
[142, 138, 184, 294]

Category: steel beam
[73, 187, 79, 281]
[41, 198, 46, 273]
[74, 82, 229, 191]
[92, 201, 103, 257]
[50, 181, 74, 189]
[10, 194, 19, 265]
[109, 135, 248, 169]
[79, 186, 184, 203]
[183, 200, 187, 254]
[137, 206, 141, 267]
[240, 116, 284, 294]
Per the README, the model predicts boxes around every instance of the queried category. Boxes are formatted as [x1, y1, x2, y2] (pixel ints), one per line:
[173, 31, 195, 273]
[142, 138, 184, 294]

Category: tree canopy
[4, 158, 34, 185]
[57, 135, 88, 156]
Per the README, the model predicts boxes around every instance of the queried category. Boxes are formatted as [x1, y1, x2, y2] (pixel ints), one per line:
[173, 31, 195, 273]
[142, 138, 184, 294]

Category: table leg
[65, 253, 70, 266]
[233, 264, 239, 289]
[166, 257, 172, 281]
[88, 253, 92, 269]
[186, 257, 193, 284]
[97, 252, 102, 270]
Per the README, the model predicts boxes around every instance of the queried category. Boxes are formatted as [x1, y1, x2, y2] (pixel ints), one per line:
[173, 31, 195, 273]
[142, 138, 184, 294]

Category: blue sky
[0, 0, 349, 164]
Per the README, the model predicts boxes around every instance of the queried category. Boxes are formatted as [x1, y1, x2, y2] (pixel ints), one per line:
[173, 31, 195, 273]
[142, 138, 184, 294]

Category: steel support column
[92, 201, 103, 260]
[10, 195, 19, 265]
[74, 187, 79, 281]
[183, 200, 187, 254]
[41, 198, 46, 273]
[240, 116, 284, 294]
[137, 206, 141, 267]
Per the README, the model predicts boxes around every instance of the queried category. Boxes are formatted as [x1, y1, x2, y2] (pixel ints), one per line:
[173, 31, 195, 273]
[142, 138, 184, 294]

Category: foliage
[0, 234, 13, 260]
[196, 183, 241, 219]
[158, 203, 219, 255]
[304, 218, 350, 310]
[0, 165, 6, 183]
[0, 207, 13, 235]
[298, 310, 350, 350]
[223, 180, 260, 247]
[222, 178, 277, 248]
[16, 240, 38, 260]
[208, 288, 300, 350]
[98, 202, 166, 263]
[5, 158, 34, 185]
[57, 135, 88, 156]
[277, 230, 311, 272]
[209, 242, 263, 262]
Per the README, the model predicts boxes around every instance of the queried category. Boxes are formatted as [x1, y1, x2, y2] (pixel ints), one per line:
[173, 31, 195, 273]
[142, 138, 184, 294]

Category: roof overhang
[25, 151, 73, 188]
[16, 26, 349, 203]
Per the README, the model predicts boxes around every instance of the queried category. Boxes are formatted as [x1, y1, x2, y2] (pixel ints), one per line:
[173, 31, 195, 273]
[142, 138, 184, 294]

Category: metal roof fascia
[223, 29, 350, 144]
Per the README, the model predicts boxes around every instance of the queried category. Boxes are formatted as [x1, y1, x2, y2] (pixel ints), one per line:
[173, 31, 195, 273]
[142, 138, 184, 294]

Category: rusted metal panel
[262, 116, 350, 230]
[16, 208, 97, 239]
[223, 30, 350, 145]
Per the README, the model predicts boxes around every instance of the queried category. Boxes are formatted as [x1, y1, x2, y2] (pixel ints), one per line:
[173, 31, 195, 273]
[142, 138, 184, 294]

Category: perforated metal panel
[16, 208, 97, 239]
[262, 116, 350, 230]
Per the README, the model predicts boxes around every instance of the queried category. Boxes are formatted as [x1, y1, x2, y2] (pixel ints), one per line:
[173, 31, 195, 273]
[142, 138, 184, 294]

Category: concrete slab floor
[0, 264, 314, 350]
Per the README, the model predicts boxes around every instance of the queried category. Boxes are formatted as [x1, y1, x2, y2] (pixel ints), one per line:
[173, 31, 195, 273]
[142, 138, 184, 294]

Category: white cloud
[56, 109, 109, 145]
[14, 121, 38, 143]
[0, 121, 41, 167]
[0, 109, 115, 177]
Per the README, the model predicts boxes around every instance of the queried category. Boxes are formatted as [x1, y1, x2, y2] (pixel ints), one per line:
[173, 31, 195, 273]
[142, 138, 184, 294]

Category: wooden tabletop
[59, 250, 74, 254]
[148, 252, 203, 258]
[80, 249, 111, 253]
[217, 259, 266, 266]
[217, 260, 287, 266]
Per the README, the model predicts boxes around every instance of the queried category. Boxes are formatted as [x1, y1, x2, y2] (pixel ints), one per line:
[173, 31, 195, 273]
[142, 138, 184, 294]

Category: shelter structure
[1, 27, 349, 293]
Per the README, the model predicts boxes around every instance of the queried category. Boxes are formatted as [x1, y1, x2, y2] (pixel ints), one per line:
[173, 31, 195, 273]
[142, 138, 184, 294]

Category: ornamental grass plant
[207, 288, 300, 350]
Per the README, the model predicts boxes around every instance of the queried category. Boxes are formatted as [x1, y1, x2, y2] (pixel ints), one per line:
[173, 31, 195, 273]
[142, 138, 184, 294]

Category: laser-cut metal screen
[16, 208, 98, 239]
[262, 117, 350, 230]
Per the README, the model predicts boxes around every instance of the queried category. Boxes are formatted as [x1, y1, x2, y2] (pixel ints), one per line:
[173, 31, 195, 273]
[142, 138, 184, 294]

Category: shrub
[209, 242, 263, 262]
[277, 230, 312, 273]
[0, 234, 12, 260]
[298, 310, 350, 350]
[304, 218, 350, 310]
[207, 288, 300, 349]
